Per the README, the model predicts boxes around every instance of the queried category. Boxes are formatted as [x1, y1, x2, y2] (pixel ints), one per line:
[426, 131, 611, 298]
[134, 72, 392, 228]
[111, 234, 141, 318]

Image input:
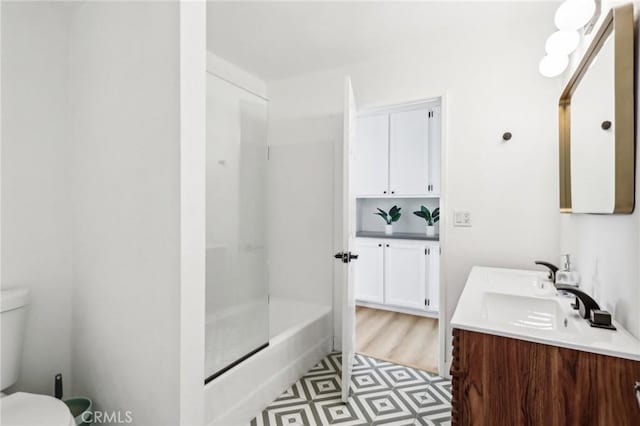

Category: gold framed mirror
[559, 3, 635, 214]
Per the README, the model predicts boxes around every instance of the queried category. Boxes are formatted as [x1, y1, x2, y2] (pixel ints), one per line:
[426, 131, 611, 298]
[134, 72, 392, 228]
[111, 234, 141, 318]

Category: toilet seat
[0, 392, 75, 426]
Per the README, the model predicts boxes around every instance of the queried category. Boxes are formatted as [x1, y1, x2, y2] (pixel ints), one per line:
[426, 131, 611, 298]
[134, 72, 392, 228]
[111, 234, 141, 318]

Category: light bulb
[555, 0, 596, 31]
[545, 30, 580, 56]
[539, 54, 569, 78]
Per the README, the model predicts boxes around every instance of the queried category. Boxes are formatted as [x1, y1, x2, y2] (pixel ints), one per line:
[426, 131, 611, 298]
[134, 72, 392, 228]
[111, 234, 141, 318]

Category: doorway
[337, 82, 447, 397]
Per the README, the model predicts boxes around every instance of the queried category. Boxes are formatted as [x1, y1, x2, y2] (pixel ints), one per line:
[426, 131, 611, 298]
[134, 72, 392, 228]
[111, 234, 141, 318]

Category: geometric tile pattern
[251, 352, 451, 426]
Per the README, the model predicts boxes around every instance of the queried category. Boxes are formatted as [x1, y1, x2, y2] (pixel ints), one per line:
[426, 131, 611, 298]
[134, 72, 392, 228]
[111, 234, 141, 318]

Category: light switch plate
[454, 210, 472, 227]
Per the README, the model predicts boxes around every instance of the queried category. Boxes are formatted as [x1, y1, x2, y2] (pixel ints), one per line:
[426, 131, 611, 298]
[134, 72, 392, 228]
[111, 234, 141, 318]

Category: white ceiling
[207, 1, 557, 81]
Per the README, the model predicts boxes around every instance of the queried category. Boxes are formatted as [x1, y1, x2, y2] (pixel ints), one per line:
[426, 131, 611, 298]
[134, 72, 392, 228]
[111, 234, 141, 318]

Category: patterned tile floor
[251, 352, 451, 426]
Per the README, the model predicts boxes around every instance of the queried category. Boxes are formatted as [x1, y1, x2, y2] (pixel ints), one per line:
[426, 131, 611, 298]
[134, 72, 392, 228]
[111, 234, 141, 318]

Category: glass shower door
[205, 73, 269, 382]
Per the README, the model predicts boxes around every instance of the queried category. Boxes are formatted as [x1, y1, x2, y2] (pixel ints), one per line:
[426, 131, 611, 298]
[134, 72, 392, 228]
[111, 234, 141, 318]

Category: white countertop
[451, 266, 640, 361]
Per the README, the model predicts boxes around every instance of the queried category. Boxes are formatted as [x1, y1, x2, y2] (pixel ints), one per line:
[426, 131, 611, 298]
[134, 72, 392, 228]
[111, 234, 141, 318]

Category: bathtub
[204, 298, 332, 426]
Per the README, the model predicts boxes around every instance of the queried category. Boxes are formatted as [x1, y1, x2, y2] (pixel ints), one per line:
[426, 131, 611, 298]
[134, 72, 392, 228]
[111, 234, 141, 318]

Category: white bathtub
[204, 298, 332, 426]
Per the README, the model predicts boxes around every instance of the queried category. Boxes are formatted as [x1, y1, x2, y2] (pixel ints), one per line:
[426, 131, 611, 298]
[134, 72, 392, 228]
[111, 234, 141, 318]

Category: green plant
[374, 205, 402, 225]
[413, 206, 440, 226]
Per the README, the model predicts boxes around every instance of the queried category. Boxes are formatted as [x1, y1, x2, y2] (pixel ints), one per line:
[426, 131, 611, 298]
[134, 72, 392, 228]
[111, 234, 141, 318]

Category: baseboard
[356, 300, 439, 318]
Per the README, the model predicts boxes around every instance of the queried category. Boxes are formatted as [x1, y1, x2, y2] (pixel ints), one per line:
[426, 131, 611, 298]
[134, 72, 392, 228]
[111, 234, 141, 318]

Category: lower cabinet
[426, 245, 440, 312]
[352, 240, 384, 304]
[354, 238, 439, 314]
[451, 328, 640, 425]
[385, 242, 426, 310]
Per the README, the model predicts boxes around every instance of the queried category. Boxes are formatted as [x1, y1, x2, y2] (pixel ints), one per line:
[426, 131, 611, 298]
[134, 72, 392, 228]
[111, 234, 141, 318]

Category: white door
[389, 108, 429, 196]
[354, 240, 384, 304]
[353, 114, 389, 196]
[337, 76, 357, 403]
[384, 242, 426, 310]
[426, 245, 440, 312]
[428, 106, 441, 195]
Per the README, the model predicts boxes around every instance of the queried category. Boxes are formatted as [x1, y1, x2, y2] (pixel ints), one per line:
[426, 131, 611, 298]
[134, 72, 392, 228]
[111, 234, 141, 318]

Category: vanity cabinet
[451, 328, 640, 425]
[354, 238, 439, 314]
[353, 106, 440, 197]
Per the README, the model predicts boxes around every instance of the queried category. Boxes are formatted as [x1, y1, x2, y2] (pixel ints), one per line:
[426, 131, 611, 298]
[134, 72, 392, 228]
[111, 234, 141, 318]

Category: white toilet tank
[1, 288, 29, 391]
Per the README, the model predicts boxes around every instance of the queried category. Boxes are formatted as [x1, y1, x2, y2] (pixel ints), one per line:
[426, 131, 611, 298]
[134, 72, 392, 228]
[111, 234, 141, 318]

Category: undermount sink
[481, 292, 575, 332]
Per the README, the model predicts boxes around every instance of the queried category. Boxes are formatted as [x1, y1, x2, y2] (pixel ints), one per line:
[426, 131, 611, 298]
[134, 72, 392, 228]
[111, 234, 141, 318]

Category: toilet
[0, 288, 76, 426]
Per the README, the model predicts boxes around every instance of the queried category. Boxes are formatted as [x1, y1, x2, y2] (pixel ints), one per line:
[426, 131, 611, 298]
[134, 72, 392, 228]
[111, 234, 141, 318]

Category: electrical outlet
[454, 210, 472, 227]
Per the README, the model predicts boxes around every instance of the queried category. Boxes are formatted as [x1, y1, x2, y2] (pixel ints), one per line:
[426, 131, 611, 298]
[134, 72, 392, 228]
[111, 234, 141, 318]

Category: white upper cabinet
[389, 108, 430, 196]
[353, 103, 440, 197]
[353, 240, 384, 303]
[353, 114, 389, 196]
[384, 242, 426, 310]
[428, 106, 441, 195]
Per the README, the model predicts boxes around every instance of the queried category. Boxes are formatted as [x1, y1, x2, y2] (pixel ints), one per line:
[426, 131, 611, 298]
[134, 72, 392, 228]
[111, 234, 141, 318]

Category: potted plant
[413, 205, 439, 237]
[374, 205, 402, 235]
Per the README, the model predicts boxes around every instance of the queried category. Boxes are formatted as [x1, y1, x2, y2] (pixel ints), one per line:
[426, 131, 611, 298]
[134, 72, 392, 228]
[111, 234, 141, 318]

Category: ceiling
[207, 1, 557, 81]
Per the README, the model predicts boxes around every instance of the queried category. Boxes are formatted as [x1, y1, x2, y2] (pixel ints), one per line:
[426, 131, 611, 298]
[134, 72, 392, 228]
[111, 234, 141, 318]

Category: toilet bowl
[1, 288, 76, 426]
[1, 392, 75, 426]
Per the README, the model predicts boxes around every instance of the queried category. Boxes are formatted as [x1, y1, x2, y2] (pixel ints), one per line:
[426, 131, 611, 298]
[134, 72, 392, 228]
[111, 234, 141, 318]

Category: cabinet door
[354, 240, 384, 303]
[389, 109, 429, 196]
[384, 242, 426, 310]
[353, 114, 389, 196]
[425, 245, 440, 312]
[428, 107, 441, 195]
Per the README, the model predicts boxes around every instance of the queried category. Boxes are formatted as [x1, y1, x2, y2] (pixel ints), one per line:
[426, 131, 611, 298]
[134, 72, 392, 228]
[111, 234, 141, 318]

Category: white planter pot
[426, 225, 436, 237]
[385, 224, 393, 235]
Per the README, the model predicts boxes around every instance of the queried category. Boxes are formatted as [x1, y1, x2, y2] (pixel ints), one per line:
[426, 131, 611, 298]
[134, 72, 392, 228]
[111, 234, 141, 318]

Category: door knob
[333, 251, 359, 263]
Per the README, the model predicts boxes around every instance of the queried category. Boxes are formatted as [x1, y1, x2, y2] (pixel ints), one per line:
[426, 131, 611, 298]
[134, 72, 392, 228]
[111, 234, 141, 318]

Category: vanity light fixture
[539, 54, 569, 78]
[555, 0, 596, 31]
[539, 0, 596, 78]
[545, 30, 580, 56]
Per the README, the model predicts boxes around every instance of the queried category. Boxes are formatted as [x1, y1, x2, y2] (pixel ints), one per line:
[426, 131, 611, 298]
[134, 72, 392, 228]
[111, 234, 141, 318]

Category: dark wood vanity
[450, 329, 640, 425]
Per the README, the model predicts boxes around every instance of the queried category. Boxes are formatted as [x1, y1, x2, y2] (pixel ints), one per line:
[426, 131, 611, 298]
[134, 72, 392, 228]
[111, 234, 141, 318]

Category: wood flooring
[355, 306, 439, 374]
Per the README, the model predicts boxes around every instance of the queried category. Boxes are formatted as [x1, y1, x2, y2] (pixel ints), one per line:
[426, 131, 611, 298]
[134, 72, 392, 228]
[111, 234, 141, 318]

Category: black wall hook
[502, 132, 512, 141]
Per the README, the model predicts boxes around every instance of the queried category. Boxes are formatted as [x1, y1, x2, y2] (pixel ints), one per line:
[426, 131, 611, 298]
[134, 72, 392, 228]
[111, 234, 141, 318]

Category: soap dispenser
[555, 254, 580, 287]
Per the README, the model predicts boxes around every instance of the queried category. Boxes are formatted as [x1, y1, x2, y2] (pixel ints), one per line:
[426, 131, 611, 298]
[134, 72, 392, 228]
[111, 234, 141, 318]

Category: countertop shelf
[355, 231, 439, 241]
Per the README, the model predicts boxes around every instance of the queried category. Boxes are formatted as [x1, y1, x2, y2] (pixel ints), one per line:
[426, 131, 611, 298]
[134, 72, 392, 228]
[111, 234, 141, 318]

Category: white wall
[559, 0, 640, 339]
[180, 2, 206, 425]
[68, 2, 182, 424]
[1, 1, 73, 395]
[266, 2, 561, 362]
[2, 2, 205, 423]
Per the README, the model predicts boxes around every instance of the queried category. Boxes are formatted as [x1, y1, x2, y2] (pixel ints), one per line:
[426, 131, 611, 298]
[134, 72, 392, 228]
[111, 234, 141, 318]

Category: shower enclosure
[205, 72, 269, 383]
